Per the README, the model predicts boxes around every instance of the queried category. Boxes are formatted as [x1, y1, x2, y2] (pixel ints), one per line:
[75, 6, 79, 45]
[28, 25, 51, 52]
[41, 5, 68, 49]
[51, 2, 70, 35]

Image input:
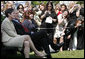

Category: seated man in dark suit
[12, 10, 51, 58]
[12, 10, 64, 58]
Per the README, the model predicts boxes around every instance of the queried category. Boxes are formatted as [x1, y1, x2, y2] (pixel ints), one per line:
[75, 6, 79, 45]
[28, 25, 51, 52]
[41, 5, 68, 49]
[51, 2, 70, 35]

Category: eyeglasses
[48, 6, 52, 7]
[61, 6, 65, 8]
[19, 8, 23, 9]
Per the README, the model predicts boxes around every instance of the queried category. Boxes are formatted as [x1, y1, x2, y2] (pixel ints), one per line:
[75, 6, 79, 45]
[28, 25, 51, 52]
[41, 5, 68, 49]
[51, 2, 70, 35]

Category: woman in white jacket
[1, 8, 45, 58]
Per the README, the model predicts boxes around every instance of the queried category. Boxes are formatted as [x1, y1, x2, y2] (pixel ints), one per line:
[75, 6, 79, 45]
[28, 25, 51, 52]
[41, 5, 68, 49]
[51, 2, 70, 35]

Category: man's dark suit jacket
[12, 19, 31, 35]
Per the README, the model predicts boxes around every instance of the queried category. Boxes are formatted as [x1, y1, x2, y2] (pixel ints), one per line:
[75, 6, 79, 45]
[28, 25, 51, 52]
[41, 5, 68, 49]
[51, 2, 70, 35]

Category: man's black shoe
[53, 42, 64, 50]
[46, 54, 52, 58]
[56, 42, 64, 49]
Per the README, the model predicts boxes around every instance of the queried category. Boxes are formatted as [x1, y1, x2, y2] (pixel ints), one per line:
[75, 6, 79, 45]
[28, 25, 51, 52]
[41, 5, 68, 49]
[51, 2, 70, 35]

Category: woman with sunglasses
[17, 4, 24, 22]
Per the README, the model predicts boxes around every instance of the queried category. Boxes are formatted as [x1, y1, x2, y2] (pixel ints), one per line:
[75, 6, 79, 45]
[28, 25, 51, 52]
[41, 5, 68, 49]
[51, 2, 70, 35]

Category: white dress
[54, 14, 68, 38]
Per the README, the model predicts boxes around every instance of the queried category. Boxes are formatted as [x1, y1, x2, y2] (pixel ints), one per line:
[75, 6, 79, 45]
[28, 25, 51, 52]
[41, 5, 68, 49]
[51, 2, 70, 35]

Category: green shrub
[76, 1, 84, 4]
[1, 15, 6, 22]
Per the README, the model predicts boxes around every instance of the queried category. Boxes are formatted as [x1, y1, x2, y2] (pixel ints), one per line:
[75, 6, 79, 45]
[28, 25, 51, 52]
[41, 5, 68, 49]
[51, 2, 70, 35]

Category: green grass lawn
[1, 49, 84, 58]
[20, 49, 84, 58]
[51, 50, 84, 58]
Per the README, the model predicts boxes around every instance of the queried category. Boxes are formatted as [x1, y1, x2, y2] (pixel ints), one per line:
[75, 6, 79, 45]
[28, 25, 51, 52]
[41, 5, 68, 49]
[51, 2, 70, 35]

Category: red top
[57, 11, 62, 16]
[22, 25, 29, 32]
[20, 22, 29, 32]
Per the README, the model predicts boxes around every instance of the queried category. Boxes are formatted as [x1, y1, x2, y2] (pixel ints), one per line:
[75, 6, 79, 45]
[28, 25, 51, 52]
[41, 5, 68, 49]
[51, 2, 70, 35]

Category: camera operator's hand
[73, 4, 78, 8]
[41, 10, 48, 19]
[52, 19, 56, 22]
[44, 10, 48, 15]
[75, 20, 82, 28]
[78, 4, 81, 10]
[67, 35, 71, 39]
[62, 15, 66, 19]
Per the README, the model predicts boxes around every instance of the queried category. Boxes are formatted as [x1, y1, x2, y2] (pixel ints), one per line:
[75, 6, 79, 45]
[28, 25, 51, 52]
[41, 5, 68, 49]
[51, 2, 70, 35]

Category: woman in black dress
[40, 1, 64, 51]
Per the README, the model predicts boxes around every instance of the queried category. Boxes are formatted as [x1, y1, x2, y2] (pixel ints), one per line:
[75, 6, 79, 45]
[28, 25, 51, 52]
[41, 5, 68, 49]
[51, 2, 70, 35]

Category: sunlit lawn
[51, 50, 84, 58]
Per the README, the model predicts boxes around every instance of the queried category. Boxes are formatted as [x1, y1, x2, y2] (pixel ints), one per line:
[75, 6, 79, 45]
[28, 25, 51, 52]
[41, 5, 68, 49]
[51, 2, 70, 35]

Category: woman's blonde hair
[4, 2, 13, 11]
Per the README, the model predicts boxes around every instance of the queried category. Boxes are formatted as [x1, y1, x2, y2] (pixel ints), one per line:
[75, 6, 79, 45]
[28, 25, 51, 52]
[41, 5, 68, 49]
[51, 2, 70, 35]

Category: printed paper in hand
[45, 16, 52, 24]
